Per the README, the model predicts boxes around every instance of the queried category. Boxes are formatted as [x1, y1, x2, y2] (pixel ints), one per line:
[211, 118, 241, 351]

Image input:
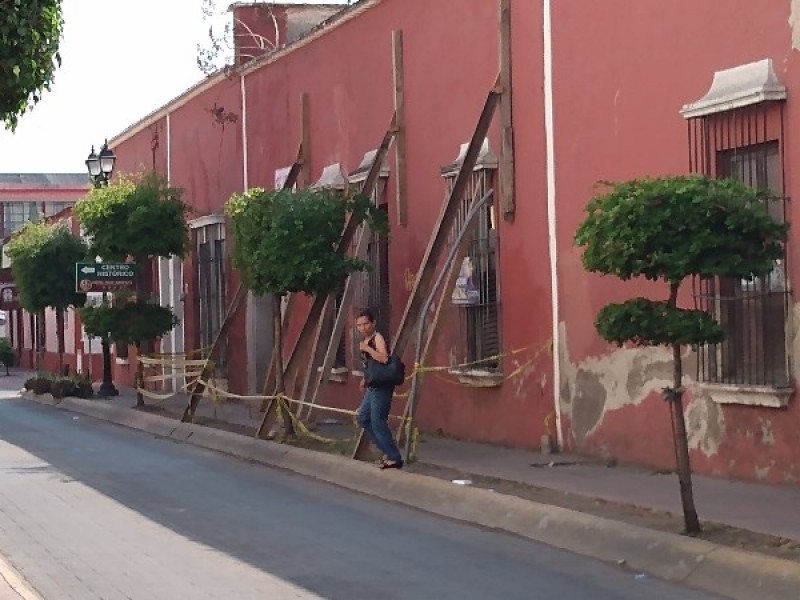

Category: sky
[0, 0, 348, 174]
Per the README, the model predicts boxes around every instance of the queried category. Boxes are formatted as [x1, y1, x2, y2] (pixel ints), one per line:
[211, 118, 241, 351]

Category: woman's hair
[357, 308, 376, 323]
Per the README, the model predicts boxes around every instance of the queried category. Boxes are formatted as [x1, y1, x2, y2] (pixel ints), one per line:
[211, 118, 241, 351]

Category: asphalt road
[0, 398, 722, 600]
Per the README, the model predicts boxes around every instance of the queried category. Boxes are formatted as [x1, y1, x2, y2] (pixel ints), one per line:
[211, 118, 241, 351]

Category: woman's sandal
[380, 460, 404, 470]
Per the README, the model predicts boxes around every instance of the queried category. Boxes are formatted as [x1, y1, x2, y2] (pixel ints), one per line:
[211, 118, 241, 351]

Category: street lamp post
[85, 140, 118, 397]
[86, 141, 116, 187]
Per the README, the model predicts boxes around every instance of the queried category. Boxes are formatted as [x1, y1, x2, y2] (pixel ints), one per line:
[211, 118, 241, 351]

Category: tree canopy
[575, 175, 788, 348]
[225, 187, 386, 297]
[574, 174, 789, 535]
[575, 175, 787, 285]
[80, 299, 176, 348]
[0, 0, 64, 131]
[6, 221, 87, 313]
[74, 171, 190, 263]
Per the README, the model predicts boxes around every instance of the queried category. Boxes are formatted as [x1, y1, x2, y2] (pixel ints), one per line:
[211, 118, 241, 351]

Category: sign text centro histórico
[75, 262, 138, 293]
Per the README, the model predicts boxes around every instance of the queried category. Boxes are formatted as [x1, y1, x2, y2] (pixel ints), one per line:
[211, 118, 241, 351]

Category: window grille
[197, 223, 226, 356]
[442, 141, 501, 371]
[309, 164, 352, 369]
[688, 104, 790, 386]
[350, 171, 391, 369]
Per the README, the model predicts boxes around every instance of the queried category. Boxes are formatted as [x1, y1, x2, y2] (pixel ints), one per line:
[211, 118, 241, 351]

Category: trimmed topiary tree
[114, 299, 178, 406]
[74, 172, 189, 267]
[74, 171, 188, 381]
[6, 222, 88, 370]
[80, 297, 176, 406]
[575, 174, 788, 535]
[225, 187, 386, 437]
[1, 0, 64, 130]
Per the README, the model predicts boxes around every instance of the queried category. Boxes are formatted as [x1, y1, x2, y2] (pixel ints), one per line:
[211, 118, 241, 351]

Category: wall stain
[558, 291, 800, 477]
[754, 463, 774, 481]
[559, 322, 675, 444]
[571, 369, 607, 443]
[759, 417, 775, 445]
[685, 391, 725, 456]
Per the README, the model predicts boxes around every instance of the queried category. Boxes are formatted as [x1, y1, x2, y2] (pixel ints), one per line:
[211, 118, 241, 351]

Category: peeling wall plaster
[559, 322, 729, 456]
[685, 390, 725, 456]
[791, 0, 800, 50]
[558, 322, 676, 444]
[759, 417, 775, 445]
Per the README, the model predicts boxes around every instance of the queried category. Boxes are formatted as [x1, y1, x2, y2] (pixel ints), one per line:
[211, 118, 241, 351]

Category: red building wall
[239, 0, 554, 448]
[100, 0, 800, 483]
[551, 0, 800, 483]
[105, 0, 555, 451]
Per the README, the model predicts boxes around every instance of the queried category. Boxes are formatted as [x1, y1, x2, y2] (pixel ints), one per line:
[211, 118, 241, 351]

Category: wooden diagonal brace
[303, 221, 373, 419]
[256, 115, 398, 438]
[392, 86, 500, 357]
[352, 85, 500, 460]
[181, 157, 303, 422]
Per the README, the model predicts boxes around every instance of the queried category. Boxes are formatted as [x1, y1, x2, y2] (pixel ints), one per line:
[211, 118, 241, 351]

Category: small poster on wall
[451, 257, 480, 306]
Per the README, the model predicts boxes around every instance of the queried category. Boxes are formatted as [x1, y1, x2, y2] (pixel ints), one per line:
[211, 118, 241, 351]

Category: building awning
[680, 58, 786, 119]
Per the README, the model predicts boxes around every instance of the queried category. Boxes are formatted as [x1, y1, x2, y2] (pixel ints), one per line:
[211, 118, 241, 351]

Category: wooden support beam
[392, 30, 408, 226]
[303, 222, 372, 418]
[394, 232, 471, 446]
[499, 0, 515, 220]
[256, 116, 398, 438]
[182, 157, 303, 423]
[392, 86, 500, 358]
[257, 292, 295, 412]
[297, 294, 335, 410]
[301, 93, 311, 187]
[181, 285, 246, 422]
[391, 183, 485, 447]
[256, 295, 327, 438]
[352, 86, 500, 460]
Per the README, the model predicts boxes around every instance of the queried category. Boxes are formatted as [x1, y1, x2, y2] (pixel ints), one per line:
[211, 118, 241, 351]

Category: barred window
[311, 163, 352, 369]
[196, 222, 226, 353]
[349, 152, 391, 369]
[442, 140, 500, 371]
[689, 105, 790, 386]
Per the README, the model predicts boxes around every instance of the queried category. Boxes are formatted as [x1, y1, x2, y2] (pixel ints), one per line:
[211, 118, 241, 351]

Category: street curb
[25, 393, 800, 600]
[0, 552, 43, 600]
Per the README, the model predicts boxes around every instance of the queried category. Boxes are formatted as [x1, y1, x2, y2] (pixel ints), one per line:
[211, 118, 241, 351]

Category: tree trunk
[136, 258, 156, 357]
[33, 312, 41, 372]
[667, 282, 701, 535]
[272, 294, 294, 438]
[55, 307, 65, 373]
[135, 342, 144, 407]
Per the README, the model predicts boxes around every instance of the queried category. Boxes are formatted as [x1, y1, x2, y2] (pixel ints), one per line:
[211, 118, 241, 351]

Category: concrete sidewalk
[6, 371, 800, 600]
[420, 437, 800, 543]
[125, 380, 800, 544]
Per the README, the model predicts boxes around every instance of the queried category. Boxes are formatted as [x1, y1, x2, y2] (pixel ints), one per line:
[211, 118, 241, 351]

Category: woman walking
[356, 309, 403, 469]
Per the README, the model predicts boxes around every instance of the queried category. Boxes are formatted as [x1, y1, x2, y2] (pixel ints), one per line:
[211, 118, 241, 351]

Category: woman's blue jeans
[357, 386, 402, 463]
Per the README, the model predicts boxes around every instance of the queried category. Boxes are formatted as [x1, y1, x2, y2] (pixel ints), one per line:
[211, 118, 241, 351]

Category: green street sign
[75, 262, 137, 293]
